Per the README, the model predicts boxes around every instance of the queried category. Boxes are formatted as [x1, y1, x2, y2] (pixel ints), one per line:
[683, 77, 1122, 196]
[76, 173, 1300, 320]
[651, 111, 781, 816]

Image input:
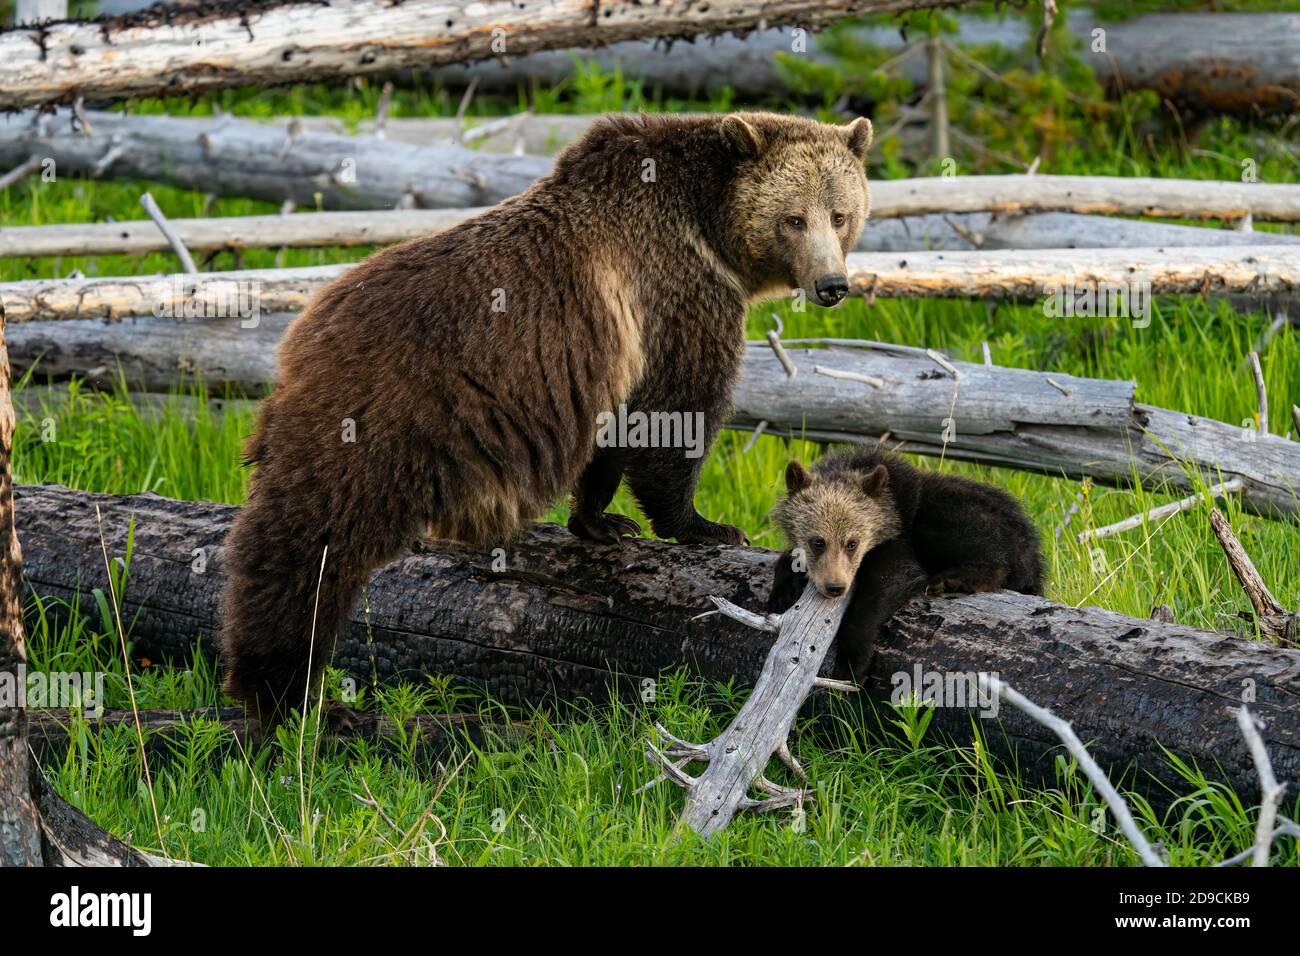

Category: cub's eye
[809, 537, 826, 553]
[786, 216, 806, 230]
[832, 213, 847, 228]
[845, 540, 858, 553]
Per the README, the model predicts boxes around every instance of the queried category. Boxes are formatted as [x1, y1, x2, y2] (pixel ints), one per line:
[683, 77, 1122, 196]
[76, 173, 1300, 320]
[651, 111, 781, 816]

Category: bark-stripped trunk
[3, 245, 1297, 322]
[0, 110, 551, 211]
[4, 206, 1298, 260]
[0, 0, 976, 109]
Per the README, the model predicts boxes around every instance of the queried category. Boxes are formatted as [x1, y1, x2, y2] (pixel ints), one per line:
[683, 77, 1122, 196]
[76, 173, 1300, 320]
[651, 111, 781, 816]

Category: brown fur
[220, 111, 874, 725]
[771, 459, 898, 597]
[769, 448, 1044, 680]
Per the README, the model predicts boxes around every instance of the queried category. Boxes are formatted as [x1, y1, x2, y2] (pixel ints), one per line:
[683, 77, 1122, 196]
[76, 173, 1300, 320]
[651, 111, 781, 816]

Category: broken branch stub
[648, 586, 851, 838]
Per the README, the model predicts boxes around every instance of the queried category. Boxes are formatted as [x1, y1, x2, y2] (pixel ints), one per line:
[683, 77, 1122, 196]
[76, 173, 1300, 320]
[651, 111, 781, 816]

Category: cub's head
[722, 112, 872, 308]
[770, 458, 899, 599]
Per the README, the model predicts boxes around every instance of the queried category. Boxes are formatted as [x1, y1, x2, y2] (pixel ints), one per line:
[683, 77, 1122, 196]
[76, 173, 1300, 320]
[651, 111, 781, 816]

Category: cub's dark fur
[769, 447, 1043, 679]
[220, 111, 874, 727]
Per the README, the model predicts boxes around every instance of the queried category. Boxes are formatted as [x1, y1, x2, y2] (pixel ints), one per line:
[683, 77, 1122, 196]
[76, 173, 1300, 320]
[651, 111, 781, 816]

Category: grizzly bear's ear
[785, 460, 812, 495]
[862, 463, 889, 497]
[841, 117, 873, 162]
[721, 115, 764, 160]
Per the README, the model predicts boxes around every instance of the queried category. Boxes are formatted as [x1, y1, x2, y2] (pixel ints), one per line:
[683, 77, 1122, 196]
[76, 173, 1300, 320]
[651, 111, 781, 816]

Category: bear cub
[768, 446, 1044, 680]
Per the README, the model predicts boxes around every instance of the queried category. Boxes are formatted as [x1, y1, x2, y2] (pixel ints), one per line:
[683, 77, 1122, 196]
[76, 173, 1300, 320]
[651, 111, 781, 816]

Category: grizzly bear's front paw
[568, 511, 642, 544]
[675, 517, 750, 547]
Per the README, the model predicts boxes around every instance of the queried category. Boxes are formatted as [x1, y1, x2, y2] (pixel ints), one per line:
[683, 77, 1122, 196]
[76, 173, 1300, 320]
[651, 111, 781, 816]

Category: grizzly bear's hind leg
[624, 451, 749, 546]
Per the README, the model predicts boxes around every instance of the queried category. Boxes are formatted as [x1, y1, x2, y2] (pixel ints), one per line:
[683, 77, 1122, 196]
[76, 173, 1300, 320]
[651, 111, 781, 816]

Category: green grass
[6, 20, 1300, 864]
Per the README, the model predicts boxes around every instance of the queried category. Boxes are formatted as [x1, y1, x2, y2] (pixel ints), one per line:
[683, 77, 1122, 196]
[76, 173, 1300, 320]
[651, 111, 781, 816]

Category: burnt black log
[15, 484, 1300, 806]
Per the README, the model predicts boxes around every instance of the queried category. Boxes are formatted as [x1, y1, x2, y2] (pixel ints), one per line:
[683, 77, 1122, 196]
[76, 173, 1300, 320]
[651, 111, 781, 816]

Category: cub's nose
[824, 582, 847, 597]
[814, 274, 849, 306]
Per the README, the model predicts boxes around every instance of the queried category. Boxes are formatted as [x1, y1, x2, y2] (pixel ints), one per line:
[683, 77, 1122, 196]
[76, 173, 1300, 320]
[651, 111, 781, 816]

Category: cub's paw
[676, 519, 750, 547]
[568, 511, 642, 544]
[926, 575, 974, 596]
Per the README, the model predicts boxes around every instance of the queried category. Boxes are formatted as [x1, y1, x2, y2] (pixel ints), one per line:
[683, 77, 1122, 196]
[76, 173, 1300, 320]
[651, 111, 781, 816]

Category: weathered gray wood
[0, 110, 551, 211]
[6, 206, 1298, 260]
[4, 245, 1297, 322]
[421, 12, 1300, 115]
[0, 209, 492, 258]
[0, 0, 971, 109]
[6, 312, 288, 392]
[867, 176, 1300, 223]
[730, 343, 1300, 520]
[671, 587, 848, 836]
[14, 484, 1300, 807]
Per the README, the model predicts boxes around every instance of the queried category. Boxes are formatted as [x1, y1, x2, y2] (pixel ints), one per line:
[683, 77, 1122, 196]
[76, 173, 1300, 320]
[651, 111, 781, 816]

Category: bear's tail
[218, 477, 403, 728]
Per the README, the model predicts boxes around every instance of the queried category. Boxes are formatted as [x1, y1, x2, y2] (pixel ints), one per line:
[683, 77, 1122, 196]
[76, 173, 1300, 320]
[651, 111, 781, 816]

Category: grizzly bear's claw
[568, 511, 642, 544]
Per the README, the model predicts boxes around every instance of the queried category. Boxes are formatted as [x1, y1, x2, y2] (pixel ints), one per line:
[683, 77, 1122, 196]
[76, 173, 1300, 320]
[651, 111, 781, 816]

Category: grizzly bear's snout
[814, 274, 849, 306]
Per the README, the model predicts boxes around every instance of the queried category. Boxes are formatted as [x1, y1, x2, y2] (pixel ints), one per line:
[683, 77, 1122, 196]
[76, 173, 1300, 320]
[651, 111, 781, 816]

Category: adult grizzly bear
[220, 111, 874, 726]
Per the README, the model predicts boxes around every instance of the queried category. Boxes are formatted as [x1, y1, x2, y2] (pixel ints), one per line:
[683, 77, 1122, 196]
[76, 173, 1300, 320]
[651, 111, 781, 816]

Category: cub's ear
[862, 463, 889, 497]
[785, 460, 812, 495]
[841, 117, 873, 161]
[721, 115, 764, 160]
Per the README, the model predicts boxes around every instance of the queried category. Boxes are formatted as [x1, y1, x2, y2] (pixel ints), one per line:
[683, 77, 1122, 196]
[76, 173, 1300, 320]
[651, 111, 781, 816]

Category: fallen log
[6, 109, 1300, 222]
[8, 324, 1299, 520]
[422, 12, 1300, 115]
[5, 312, 289, 392]
[5, 206, 1298, 260]
[4, 245, 1297, 322]
[0, 0, 972, 109]
[728, 342, 1300, 521]
[14, 483, 1300, 806]
[0, 110, 551, 211]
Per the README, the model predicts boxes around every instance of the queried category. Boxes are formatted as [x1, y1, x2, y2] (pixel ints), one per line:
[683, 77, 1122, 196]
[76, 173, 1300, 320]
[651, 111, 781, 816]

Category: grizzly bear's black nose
[815, 275, 849, 305]
[825, 582, 847, 596]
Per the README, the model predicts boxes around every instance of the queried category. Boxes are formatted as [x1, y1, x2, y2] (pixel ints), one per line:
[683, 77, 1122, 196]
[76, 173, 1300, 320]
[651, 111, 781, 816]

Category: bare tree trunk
[0, 110, 551, 211]
[4, 206, 1297, 262]
[15, 484, 1300, 806]
[3, 245, 1295, 322]
[0, 0, 977, 109]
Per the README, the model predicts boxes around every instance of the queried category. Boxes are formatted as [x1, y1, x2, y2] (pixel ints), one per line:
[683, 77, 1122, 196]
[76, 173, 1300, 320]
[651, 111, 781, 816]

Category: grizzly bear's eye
[845, 540, 858, 552]
[810, 537, 826, 553]
[832, 213, 847, 228]
[785, 216, 806, 231]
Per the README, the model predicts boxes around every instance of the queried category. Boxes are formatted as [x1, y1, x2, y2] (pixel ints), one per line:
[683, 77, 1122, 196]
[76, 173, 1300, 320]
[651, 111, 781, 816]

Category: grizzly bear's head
[721, 112, 872, 309]
[771, 458, 898, 599]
